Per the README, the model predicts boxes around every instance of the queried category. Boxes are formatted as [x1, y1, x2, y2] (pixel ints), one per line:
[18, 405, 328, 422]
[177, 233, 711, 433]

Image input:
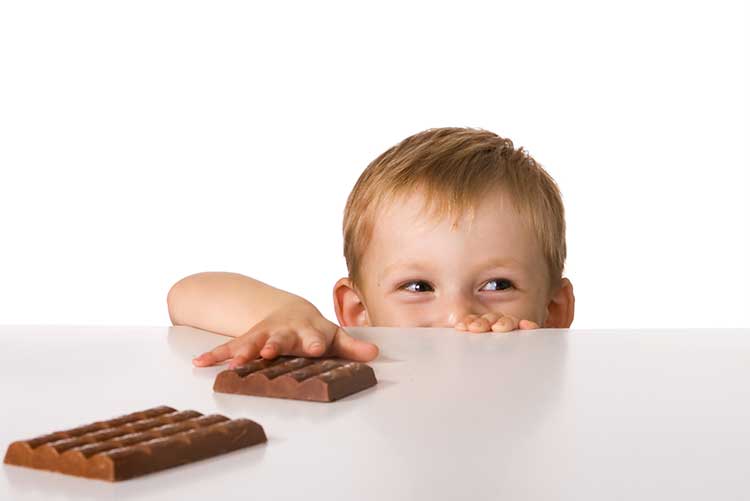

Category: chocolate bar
[3, 406, 266, 481]
[214, 357, 377, 402]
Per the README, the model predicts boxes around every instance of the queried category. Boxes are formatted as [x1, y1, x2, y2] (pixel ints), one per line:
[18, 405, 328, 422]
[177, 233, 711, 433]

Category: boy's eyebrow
[473, 257, 525, 272]
[380, 257, 524, 279]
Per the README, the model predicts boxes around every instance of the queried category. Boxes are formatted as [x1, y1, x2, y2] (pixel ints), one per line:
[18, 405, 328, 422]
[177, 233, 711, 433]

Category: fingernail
[309, 342, 322, 350]
[455, 322, 465, 329]
[470, 321, 482, 327]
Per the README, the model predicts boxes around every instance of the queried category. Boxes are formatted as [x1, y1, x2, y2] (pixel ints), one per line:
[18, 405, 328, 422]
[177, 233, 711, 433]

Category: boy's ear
[333, 277, 370, 327]
[543, 277, 575, 328]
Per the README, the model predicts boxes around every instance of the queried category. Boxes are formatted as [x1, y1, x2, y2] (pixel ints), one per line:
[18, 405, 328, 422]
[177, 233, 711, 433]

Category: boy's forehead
[368, 191, 540, 273]
[377, 191, 477, 228]
[374, 189, 523, 236]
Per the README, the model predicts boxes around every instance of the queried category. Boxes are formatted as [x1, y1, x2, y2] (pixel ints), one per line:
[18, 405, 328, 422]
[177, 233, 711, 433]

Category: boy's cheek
[502, 298, 548, 327]
[370, 302, 436, 328]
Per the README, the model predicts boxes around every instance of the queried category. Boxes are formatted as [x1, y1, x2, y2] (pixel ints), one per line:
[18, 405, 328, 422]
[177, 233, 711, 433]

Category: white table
[1, 326, 748, 500]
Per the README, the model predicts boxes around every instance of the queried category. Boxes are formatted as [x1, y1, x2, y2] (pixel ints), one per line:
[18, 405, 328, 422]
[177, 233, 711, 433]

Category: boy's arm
[167, 272, 304, 337]
[167, 272, 378, 366]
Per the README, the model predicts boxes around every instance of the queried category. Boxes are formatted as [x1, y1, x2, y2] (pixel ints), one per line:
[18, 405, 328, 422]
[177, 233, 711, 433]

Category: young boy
[168, 127, 575, 369]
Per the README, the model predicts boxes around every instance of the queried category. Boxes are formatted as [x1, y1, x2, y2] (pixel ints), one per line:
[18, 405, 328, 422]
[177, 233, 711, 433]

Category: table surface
[0, 325, 748, 500]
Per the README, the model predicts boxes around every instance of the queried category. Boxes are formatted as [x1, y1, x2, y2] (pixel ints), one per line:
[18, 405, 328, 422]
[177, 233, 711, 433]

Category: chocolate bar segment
[214, 357, 377, 402]
[3, 406, 266, 481]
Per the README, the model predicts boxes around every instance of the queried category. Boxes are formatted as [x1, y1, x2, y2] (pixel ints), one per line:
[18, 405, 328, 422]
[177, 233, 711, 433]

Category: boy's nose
[435, 296, 486, 328]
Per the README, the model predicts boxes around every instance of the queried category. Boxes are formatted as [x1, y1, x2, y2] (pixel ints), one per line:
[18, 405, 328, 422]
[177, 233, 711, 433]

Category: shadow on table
[210, 379, 396, 426]
[350, 330, 570, 488]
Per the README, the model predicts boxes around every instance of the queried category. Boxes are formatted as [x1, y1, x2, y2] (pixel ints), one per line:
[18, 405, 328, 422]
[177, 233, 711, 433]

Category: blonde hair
[343, 127, 567, 295]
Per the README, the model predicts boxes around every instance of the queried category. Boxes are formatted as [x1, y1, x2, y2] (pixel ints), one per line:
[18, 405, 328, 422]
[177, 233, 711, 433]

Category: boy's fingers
[192, 342, 233, 367]
[468, 313, 501, 333]
[228, 333, 267, 369]
[481, 313, 501, 323]
[260, 330, 297, 359]
[227, 354, 250, 369]
[228, 346, 256, 368]
[519, 319, 540, 330]
[463, 314, 479, 324]
[330, 328, 379, 362]
[491, 314, 520, 333]
[455, 314, 479, 330]
[297, 328, 328, 357]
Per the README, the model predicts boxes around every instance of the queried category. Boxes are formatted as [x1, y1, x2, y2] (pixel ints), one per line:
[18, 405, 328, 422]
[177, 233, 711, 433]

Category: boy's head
[333, 127, 574, 329]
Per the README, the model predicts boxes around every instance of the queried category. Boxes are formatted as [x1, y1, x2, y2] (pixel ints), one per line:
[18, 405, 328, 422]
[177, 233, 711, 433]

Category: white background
[1, 1, 747, 329]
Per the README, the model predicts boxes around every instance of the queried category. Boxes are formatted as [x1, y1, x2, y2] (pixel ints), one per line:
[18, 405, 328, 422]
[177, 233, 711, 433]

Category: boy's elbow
[167, 278, 187, 326]
[167, 272, 220, 326]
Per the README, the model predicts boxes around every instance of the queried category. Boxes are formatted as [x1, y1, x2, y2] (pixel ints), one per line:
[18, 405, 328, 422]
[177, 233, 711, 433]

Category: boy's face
[338, 190, 563, 328]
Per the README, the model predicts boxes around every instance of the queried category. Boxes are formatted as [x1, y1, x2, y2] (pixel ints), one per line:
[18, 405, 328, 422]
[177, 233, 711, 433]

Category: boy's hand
[192, 299, 379, 368]
[454, 313, 540, 333]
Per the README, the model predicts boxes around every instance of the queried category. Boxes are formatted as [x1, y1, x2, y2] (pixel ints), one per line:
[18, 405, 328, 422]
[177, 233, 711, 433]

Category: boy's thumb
[331, 328, 379, 362]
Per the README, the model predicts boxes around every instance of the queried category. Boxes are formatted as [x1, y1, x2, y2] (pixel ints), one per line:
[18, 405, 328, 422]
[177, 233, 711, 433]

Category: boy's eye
[481, 278, 514, 291]
[401, 281, 434, 293]
[400, 279, 513, 293]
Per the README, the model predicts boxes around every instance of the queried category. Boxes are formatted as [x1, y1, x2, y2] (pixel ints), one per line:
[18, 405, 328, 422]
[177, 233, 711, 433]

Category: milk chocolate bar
[3, 406, 266, 481]
[214, 357, 377, 402]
